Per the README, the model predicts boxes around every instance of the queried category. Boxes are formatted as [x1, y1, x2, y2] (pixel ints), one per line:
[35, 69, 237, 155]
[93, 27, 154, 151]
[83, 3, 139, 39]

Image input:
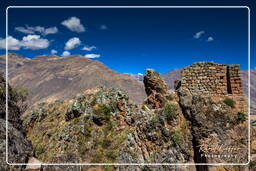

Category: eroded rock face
[0, 74, 33, 170]
[177, 87, 248, 170]
[143, 69, 170, 109]
[23, 86, 195, 169]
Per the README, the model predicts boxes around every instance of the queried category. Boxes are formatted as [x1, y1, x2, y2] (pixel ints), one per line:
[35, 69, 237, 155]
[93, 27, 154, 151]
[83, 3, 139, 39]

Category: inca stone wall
[181, 62, 243, 96]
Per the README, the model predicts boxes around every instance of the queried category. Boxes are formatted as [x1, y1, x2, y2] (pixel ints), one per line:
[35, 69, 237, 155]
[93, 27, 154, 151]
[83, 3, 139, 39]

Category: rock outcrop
[0, 74, 33, 170]
[22, 74, 195, 170]
[175, 61, 249, 170]
[18, 64, 248, 170]
[143, 69, 171, 109]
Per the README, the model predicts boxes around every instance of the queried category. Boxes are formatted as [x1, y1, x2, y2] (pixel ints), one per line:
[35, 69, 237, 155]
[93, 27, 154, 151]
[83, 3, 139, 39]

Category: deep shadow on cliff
[0, 74, 33, 170]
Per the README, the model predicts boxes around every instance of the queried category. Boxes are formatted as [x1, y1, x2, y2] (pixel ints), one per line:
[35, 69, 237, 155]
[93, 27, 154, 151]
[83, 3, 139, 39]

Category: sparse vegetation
[106, 149, 119, 160]
[101, 138, 112, 148]
[35, 145, 45, 156]
[223, 97, 235, 108]
[171, 129, 182, 147]
[164, 102, 177, 120]
[93, 104, 112, 120]
[141, 104, 149, 111]
[237, 112, 246, 122]
[12, 87, 29, 102]
[0, 87, 3, 95]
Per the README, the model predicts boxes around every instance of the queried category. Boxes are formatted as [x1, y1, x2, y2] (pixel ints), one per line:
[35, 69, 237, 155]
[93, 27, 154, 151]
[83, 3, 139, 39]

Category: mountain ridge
[0, 53, 146, 106]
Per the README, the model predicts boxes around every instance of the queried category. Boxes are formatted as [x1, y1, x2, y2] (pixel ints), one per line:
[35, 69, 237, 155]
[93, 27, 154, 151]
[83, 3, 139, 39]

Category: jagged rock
[65, 100, 85, 121]
[20, 65, 249, 170]
[92, 115, 106, 126]
[23, 87, 137, 163]
[144, 69, 168, 96]
[174, 79, 181, 90]
[177, 86, 248, 168]
[143, 69, 170, 109]
[0, 74, 33, 170]
[24, 86, 195, 167]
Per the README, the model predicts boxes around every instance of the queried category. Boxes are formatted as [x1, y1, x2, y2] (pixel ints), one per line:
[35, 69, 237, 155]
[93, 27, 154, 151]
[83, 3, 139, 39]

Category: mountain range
[0, 53, 146, 106]
[0, 53, 254, 114]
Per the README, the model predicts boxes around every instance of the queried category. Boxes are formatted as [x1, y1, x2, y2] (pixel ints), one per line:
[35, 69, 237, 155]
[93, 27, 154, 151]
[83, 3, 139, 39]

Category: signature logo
[198, 144, 242, 159]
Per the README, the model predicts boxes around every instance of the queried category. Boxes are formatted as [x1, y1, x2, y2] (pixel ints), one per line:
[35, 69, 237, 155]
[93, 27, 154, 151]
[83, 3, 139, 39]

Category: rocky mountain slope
[21, 69, 248, 170]
[0, 53, 146, 106]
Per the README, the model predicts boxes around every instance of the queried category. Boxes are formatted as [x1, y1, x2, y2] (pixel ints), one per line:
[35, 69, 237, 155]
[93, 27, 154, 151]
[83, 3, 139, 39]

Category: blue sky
[0, 1, 254, 74]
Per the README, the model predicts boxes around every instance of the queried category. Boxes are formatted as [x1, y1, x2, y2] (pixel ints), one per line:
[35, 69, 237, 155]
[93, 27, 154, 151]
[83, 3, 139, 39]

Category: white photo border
[5, 6, 251, 166]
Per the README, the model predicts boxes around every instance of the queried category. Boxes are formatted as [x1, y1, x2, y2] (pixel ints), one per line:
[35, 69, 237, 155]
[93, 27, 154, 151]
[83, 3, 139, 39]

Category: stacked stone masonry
[181, 62, 243, 96]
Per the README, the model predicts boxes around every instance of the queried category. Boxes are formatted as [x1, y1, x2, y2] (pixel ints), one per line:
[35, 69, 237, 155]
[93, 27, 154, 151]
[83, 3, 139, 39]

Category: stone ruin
[179, 61, 247, 113]
[180, 61, 243, 96]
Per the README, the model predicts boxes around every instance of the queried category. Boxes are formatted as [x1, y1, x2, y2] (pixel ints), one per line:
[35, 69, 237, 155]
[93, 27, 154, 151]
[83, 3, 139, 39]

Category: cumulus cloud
[61, 17, 85, 33]
[0, 36, 21, 50]
[84, 54, 100, 59]
[64, 37, 81, 50]
[99, 24, 108, 30]
[62, 51, 71, 57]
[15, 25, 58, 36]
[21, 35, 49, 50]
[51, 49, 58, 54]
[0, 35, 49, 50]
[193, 30, 205, 39]
[82, 45, 96, 51]
[206, 36, 214, 42]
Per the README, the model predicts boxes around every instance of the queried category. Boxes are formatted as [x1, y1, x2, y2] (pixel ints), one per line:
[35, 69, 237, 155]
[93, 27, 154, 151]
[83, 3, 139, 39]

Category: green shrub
[237, 112, 246, 122]
[101, 138, 112, 148]
[164, 102, 177, 120]
[78, 145, 87, 155]
[106, 150, 118, 161]
[0, 87, 3, 95]
[12, 87, 29, 102]
[35, 145, 45, 156]
[223, 98, 235, 108]
[91, 153, 103, 163]
[94, 104, 112, 120]
[171, 129, 181, 147]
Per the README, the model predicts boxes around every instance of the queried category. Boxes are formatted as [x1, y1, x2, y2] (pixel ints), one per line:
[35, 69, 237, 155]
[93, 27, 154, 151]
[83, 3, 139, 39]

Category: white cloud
[206, 36, 214, 42]
[51, 49, 58, 54]
[64, 37, 81, 50]
[61, 17, 85, 33]
[0, 36, 21, 50]
[44, 27, 58, 35]
[21, 35, 49, 50]
[82, 45, 96, 51]
[193, 30, 205, 39]
[15, 27, 34, 34]
[99, 24, 108, 30]
[0, 35, 49, 50]
[84, 54, 100, 59]
[15, 25, 58, 36]
[62, 51, 71, 56]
